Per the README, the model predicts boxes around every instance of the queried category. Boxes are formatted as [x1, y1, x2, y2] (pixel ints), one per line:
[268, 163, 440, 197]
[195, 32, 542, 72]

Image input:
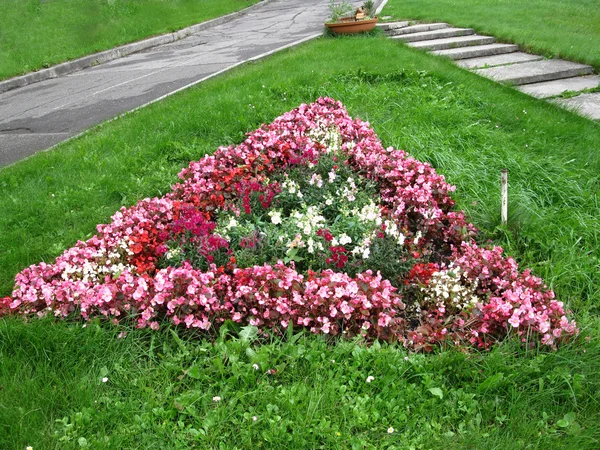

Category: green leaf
[557, 412, 576, 427]
[239, 325, 259, 343]
[187, 365, 202, 379]
[428, 387, 444, 399]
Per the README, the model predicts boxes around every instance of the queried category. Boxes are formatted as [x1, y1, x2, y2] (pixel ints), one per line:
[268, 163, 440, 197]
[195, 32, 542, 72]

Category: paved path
[380, 21, 600, 121]
[0, 0, 337, 167]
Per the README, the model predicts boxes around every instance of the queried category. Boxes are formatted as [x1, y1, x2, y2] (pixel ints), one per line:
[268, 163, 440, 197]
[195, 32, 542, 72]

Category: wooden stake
[501, 169, 508, 225]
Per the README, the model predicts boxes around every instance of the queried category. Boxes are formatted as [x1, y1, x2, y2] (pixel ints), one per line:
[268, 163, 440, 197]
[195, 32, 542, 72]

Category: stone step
[392, 27, 474, 43]
[475, 59, 594, 85]
[517, 75, 600, 98]
[409, 35, 496, 51]
[384, 22, 448, 36]
[377, 21, 410, 31]
[555, 92, 600, 120]
[456, 52, 543, 69]
[432, 43, 519, 60]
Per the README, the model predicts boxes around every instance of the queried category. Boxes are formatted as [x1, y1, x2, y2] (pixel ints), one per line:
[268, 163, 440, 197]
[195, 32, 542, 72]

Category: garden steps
[474, 59, 593, 85]
[554, 93, 600, 120]
[381, 20, 599, 120]
[456, 52, 543, 69]
[432, 43, 519, 60]
[517, 75, 600, 98]
[382, 22, 449, 36]
[409, 35, 497, 51]
[376, 21, 411, 31]
[391, 27, 474, 43]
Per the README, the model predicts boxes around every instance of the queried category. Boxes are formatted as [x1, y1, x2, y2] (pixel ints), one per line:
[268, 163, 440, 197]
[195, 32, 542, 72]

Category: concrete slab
[555, 92, 600, 120]
[456, 52, 543, 69]
[377, 21, 410, 31]
[517, 75, 600, 98]
[384, 22, 448, 36]
[474, 59, 593, 85]
[432, 43, 518, 60]
[392, 27, 474, 43]
[409, 35, 495, 51]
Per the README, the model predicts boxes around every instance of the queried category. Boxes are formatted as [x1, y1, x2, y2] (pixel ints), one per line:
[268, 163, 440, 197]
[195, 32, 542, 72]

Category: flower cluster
[2, 98, 577, 350]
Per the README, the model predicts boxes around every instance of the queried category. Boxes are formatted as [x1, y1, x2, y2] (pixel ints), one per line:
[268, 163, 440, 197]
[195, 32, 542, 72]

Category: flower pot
[325, 17, 379, 34]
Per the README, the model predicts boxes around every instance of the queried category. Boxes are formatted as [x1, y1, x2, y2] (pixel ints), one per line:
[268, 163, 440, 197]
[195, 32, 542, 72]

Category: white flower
[366, 375, 375, 383]
[309, 173, 323, 188]
[227, 217, 239, 228]
[339, 233, 352, 245]
[328, 170, 337, 183]
[325, 197, 333, 206]
[212, 396, 221, 402]
[166, 247, 182, 260]
[387, 427, 394, 434]
[102, 377, 108, 383]
[269, 210, 282, 225]
[362, 247, 370, 259]
[414, 230, 422, 245]
[252, 364, 259, 370]
[252, 416, 258, 421]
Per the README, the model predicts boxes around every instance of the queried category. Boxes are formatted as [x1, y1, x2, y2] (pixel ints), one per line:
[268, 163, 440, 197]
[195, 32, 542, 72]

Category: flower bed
[0, 98, 578, 350]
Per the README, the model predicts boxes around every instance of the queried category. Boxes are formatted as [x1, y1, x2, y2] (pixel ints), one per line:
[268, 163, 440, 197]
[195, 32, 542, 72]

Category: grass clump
[381, 0, 600, 72]
[1, 35, 600, 446]
[0, 0, 259, 80]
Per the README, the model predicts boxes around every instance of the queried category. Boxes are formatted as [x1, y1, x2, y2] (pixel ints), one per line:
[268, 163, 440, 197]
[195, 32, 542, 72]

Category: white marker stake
[501, 169, 508, 225]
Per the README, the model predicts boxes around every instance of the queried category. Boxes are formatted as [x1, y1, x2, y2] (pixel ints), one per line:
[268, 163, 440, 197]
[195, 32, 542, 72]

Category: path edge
[0, 0, 276, 95]
[2, 32, 322, 170]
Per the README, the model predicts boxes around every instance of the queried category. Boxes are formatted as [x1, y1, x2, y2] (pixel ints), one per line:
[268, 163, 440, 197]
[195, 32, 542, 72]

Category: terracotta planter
[325, 17, 379, 34]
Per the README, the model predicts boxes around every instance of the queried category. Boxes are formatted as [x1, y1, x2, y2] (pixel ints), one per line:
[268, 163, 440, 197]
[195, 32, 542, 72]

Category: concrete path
[0, 0, 338, 167]
[380, 21, 600, 121]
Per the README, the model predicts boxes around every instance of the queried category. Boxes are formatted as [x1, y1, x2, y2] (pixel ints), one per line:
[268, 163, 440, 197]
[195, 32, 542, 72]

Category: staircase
[378, 21, 600, 120]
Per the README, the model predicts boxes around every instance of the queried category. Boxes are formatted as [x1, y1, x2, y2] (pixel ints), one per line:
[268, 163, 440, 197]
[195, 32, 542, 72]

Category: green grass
[381, 0, 600, 72]
[2, 318, 599, 449]
[0, 0, 259, 80]
[1, 35, 600, 447]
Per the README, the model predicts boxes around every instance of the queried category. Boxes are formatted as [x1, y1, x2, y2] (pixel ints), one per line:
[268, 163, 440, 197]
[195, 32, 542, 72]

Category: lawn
[381, 0, 600, 72]
[0, 0, 259, 81]
[1, 34, 600, 448]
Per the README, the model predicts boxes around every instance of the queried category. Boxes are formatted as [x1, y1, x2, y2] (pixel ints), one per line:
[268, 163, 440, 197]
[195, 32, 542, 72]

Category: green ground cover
[0, 0, 259, 81]
[381, 0, 600, 72]
[1, 35, 600, 447]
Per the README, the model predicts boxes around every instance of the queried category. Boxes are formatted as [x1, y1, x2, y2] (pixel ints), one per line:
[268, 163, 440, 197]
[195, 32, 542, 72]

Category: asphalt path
[0, 0, 339, 167]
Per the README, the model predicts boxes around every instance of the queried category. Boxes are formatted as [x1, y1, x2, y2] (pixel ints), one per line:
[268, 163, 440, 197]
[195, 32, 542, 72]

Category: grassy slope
[1, 35, 600, 447]
[0, 0, 259, 80]
[381, 0, 600, 72]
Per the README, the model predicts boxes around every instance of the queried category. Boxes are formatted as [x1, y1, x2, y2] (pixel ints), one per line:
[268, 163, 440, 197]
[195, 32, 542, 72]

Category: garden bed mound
[0, 98, 577, 351]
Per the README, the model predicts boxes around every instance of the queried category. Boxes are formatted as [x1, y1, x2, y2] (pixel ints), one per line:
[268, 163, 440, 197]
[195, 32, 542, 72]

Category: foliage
[363, 0, 376, 18]
[328, 0, 354, 23]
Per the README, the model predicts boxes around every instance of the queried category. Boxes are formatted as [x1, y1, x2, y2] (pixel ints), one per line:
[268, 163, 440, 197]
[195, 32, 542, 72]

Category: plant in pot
[325, 0, 379, 35]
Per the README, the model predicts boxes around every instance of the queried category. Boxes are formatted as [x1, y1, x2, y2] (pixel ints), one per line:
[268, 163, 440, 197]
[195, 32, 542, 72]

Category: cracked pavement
[0, 0, 335, 167]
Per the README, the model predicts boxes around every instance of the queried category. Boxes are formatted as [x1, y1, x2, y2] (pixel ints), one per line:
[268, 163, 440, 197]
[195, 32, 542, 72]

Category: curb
[0, 0, 276, 95]
[9, 32, 322, 170]
[375, 0, 389, 15]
